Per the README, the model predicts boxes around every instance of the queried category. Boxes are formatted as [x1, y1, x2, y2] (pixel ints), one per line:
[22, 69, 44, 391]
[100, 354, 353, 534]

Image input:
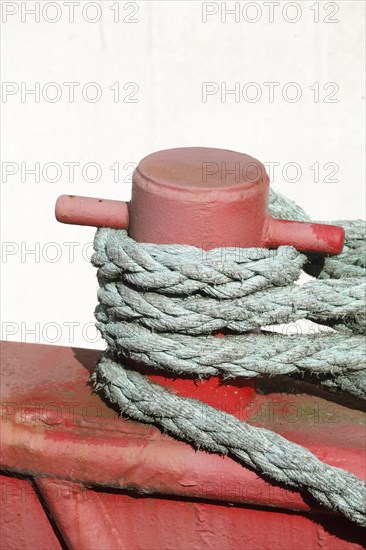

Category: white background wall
[1, 0, 365, 349]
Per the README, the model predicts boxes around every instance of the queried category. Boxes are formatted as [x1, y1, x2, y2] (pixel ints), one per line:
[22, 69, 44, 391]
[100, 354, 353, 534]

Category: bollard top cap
[136, 147, 269, 191]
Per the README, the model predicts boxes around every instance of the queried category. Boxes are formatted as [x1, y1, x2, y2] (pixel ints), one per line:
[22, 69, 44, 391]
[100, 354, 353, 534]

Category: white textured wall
[1, 1, 365, 348]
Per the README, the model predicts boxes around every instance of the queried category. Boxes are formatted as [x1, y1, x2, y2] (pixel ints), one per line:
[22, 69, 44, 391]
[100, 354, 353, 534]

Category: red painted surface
[36, 477, 364, 550]
[0, 474, 62, 550]
[1, 341, 365, 549]
[55, 147, 344, 254]
[264, 217, 345, 255]
[55, 194, 129, 230]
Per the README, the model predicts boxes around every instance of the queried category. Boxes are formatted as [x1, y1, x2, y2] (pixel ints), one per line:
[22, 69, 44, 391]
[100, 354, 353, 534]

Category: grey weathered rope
[268, 188, 311, 222]
[96, 276, 365, 335]
[90, 188, 366, 525]
[92, 357, 366, 526]
[321, 370, 366, 399]
[311, 220, 366, 280]
[93, 232, 306, 297]
[97, 321, 365, 393]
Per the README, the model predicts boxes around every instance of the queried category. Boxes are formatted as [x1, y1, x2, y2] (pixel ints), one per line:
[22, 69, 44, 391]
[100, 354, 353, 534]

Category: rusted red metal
[1, 341, 365, 549]
[55, 147, 344, 254]
[0, 473, 63, 550]
[55, 195, 129, 230]
[35, 478, 364, 550]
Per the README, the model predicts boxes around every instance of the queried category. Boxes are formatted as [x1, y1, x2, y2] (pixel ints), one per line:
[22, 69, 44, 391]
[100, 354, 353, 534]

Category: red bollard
[1, 148, 362, 549]
[55, 147, 345, 411]
[56, 147, 344, 254]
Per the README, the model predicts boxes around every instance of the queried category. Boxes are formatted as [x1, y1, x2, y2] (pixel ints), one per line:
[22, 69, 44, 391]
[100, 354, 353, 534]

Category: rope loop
[91, 189, 366, 526]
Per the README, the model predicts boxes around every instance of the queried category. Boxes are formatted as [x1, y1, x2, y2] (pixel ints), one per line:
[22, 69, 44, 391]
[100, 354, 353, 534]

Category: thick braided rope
[92, 358, 366, 526]
[95, 276, 365, 335]
[93, 226, 366, 398]
[97, 322, 366, 398]
[91, 189, 366, 525]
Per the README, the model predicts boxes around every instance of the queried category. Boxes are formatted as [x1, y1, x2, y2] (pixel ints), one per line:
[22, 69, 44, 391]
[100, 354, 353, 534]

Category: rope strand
[90, 189, 366, 525]
[92, 357, 366, 526]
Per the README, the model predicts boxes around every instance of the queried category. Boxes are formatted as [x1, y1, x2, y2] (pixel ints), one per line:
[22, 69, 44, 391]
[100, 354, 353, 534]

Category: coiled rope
[90, 188, 366, 526]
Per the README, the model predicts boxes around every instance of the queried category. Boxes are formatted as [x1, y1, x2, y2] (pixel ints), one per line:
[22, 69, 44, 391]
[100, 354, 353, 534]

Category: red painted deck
[1, 341, 365, 549]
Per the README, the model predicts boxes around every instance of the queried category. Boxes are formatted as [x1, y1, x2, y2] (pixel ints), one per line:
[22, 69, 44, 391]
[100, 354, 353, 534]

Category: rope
[95, 276, 365, 335]
[90, 189, 366, 526]
[97, 322, 366, 398]
[91, 357, 366, 526]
